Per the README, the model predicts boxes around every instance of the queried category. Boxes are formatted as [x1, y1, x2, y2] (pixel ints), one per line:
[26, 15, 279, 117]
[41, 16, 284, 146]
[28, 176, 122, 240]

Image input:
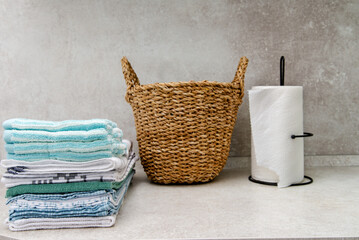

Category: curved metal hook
[291, 132, 314, 139]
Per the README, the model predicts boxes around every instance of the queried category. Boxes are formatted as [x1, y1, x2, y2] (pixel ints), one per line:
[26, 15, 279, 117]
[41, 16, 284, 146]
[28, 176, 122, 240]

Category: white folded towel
[2, 157, 127, 174]
[6, 215, 117, 231]
[2, 154, 138, 188]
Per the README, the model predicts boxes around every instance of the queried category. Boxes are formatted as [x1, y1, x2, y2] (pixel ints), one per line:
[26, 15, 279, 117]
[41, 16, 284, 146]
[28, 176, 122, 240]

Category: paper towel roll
[249, 86, 304, 188]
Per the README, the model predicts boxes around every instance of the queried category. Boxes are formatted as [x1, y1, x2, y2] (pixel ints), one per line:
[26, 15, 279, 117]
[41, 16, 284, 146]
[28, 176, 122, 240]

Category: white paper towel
[248, 86, 304, 188]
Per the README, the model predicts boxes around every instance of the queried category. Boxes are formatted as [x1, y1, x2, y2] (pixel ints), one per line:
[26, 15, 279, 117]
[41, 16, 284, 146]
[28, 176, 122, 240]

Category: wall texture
[0, 0, 358, 160]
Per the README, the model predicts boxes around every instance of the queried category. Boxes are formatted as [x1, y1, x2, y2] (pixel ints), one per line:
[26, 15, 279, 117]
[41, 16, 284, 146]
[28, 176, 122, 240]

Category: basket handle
[232, 56, 249, 97]
[121, 57, 140, 102]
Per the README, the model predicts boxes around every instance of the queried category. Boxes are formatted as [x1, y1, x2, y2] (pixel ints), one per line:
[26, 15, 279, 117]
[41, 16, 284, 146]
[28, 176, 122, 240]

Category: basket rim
[129, 80, 242, 92]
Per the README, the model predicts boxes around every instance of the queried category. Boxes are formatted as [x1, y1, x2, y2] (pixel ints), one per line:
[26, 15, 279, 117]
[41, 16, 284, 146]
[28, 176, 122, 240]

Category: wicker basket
[121, 56, 248, 184]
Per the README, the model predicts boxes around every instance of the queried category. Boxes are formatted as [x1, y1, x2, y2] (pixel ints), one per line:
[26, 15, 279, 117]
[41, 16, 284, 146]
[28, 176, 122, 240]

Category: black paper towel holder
[248, 56, 314, 187]
[280, 56, 314, 140]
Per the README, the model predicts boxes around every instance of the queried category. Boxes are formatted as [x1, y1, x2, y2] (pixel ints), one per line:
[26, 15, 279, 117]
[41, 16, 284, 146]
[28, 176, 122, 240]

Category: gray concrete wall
[0, 0, 358, 160]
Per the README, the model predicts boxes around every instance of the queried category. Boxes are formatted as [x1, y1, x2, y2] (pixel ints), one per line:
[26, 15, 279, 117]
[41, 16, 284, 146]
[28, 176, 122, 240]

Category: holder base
[248, 175, 313, 186]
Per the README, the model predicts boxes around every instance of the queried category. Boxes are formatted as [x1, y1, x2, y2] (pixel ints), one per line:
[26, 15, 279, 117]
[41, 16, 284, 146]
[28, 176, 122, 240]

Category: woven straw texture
[121, 57, 249, 184]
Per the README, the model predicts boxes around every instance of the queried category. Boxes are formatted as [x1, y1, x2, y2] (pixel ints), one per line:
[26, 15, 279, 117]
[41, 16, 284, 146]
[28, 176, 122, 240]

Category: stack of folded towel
[1, 119, 137, 231]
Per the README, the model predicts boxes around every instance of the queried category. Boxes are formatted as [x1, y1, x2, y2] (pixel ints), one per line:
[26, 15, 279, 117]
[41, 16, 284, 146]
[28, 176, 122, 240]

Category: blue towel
[4, 128, 122, 144]
[7, 189, 115, 203]
[3, 119, 117, 132]
[5, 137, 126, 155]
[7, 170, 134, 221]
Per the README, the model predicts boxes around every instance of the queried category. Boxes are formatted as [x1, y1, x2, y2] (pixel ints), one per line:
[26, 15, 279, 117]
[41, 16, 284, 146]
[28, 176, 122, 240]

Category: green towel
[6, 170, 134, 198]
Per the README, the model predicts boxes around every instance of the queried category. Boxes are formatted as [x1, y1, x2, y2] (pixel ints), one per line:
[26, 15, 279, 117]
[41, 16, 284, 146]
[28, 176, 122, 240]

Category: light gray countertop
[0, 165, 358, 240]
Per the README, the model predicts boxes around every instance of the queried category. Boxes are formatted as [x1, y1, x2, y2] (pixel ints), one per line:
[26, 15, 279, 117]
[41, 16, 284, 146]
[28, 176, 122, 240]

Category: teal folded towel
[6, 151, 125, 162]
[5, 137, 126, 154]
[4, 128, 122, 144]
[3, 119, 116, 132]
